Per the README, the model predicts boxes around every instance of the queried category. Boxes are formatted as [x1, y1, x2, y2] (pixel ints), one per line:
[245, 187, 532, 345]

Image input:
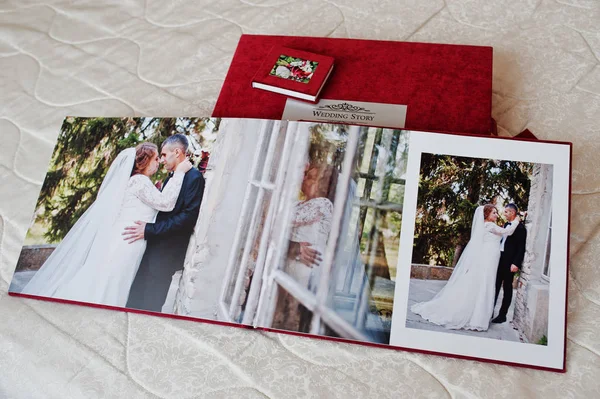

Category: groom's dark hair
[506, 203, 519, 214]
[162, 134, 189, 153]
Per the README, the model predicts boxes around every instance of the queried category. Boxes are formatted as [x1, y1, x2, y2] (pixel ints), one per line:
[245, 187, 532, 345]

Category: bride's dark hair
[131, 142, 158, 176]
[483, 204, 496, 220]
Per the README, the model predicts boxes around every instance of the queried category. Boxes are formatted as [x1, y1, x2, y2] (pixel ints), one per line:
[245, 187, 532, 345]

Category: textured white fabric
[126, 172, 185, 214]
[411, 207, 519, 331]
[291, 197, 334, 239]
[1, 1, 600, 398]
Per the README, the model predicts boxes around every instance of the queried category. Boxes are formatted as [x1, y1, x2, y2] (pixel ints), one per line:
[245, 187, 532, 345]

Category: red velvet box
[213, 34, 494, 135]
[252, 46, 334, 103]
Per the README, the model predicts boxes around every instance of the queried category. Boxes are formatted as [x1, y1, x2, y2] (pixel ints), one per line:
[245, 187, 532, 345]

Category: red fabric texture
[214, 34, 494, 135]
[515, 129, 538, 139]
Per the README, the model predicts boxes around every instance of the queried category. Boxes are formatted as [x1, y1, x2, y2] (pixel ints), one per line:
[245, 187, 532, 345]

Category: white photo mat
[389, 131, 571, 371]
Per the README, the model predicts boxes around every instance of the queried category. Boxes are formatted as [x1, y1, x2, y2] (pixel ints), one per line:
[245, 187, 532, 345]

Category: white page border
[389, 131, 570, 370]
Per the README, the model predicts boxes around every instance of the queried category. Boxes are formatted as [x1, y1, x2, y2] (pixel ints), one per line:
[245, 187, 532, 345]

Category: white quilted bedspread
[1, 1, 600, 398]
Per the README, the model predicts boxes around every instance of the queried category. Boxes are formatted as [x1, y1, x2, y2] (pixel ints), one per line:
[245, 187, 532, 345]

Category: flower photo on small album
[269, 54, 319, 83]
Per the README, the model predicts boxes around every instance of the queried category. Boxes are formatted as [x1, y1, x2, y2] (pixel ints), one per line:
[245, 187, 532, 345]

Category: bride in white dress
[411, 204, 521, 331]
[272, 164, 334, 332]
[21, 143, 192, 307]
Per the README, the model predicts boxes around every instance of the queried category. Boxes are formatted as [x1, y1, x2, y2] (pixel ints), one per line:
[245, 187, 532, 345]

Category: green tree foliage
[413, 154, 533, 267]
[34, 117, 217, 243]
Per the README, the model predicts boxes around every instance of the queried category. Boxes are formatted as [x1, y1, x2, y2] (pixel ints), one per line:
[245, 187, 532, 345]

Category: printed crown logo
[318, 102, 373, 114]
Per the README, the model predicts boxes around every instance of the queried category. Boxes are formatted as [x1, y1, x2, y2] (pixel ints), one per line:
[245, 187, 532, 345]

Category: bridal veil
[410, 205, 489, 330]
[22, 148, 136, 296]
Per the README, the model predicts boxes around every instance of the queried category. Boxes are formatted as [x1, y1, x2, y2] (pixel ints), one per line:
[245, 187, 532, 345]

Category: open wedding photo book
[9, 117, 571, 372]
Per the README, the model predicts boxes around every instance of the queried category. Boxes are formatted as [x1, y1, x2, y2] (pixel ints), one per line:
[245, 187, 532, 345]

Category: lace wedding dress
[287, 197, 334, 291]
[22, 148, 185, 308]
[272, 197, 333, 332]
[411, 206, 520, 331]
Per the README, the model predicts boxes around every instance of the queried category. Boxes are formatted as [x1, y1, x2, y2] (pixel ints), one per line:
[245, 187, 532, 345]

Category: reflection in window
[271, 125, 409, 343]
[221, 122, 410, 345]
[330, 127, 409, 343]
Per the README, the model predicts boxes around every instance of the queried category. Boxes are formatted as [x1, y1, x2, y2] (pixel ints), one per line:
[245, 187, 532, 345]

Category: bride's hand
[176, 159, 193, 173]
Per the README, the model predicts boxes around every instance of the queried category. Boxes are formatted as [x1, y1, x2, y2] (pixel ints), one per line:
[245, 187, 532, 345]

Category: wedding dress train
[411, 206, 519, 331]
[22, 148, 185, 308]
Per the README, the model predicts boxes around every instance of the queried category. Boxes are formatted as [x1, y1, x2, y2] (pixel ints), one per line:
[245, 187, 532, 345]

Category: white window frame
[255, 125, 368, 340]
[220, 124, 407, 342]
[218, 119, 292, 322]
[330, 128, 406, 333]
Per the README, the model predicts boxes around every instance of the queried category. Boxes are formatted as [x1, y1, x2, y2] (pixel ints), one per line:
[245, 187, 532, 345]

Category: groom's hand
[510, 264, 519, 273]
[123, 221, 146, 243]
[298, 242, 322, 268]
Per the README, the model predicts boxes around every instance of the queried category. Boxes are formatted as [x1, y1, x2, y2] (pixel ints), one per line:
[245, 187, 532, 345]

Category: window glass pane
[267, 125, 410, 344]
[359, 128, 376, 174]
[393, 131, 410, 179]
[234, 190, 273, 322]
[329, 129, 410, 344]
[252, 123, 273, 182]
[272, 284, 314, 332]
[272, 123, 344, 332]
[222, 184, 259, 315]
[357, 177, 366, 198]
[267, 124, 289, 183]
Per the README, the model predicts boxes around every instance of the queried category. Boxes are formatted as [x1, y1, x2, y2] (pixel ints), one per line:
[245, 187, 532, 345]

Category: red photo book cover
[252, 46, 334, 102]
[214, 34, 494, 135]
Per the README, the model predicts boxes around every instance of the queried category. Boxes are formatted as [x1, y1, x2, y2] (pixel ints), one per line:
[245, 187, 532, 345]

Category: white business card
[282, 98, 407, 128]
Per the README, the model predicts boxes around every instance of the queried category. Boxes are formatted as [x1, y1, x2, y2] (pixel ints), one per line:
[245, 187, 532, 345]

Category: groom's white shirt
[500, 222, 511, 252]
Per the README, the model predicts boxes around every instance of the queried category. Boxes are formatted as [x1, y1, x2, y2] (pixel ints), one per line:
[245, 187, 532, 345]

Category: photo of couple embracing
[12, 117, 210, 313]
[411, 203, 526, 331]
[406, 152, 553, 345]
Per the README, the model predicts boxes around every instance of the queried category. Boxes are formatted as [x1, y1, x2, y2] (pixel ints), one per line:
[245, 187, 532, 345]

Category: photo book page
[9, 117, 571, 371]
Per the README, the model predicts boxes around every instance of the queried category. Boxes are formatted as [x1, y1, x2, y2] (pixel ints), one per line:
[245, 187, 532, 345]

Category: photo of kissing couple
[11, 117, 215, 313]
[10, 117, 404, 346]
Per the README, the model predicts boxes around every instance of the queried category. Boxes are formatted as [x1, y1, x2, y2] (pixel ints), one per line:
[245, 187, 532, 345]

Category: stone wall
[410, 264, 454, 280]
[172, 119, 264, 319]
[513, 163, 553, 344]
[15, 245, 57, 272]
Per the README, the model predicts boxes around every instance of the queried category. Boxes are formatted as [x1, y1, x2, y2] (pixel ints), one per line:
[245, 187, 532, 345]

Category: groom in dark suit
[492, 203, 527, 324]
[124, 134, 205, 312]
